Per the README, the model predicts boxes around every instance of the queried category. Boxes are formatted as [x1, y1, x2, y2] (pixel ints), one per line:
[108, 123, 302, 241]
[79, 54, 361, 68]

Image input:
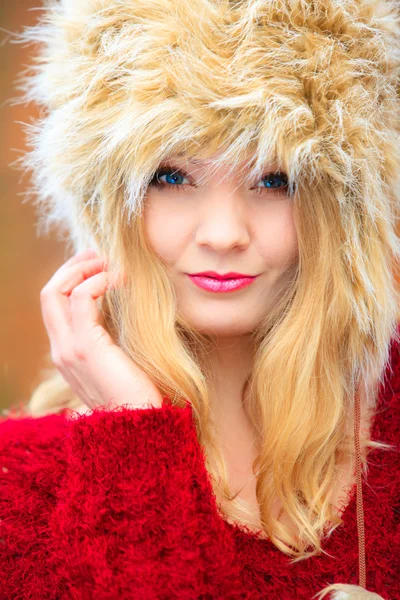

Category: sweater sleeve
[0, 411, 70, 599]
[0, 401, 248, 600]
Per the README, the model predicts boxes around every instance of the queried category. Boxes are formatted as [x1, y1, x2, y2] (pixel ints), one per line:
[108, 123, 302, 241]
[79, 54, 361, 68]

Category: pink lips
[187, 274, 257, 293]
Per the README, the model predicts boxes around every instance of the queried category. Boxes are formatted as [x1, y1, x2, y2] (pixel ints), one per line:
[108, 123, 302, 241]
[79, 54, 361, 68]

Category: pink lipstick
[186, 273, 258, 293]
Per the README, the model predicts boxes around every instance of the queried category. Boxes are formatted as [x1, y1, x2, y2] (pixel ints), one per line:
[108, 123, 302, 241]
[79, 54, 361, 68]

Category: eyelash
[149, 167, 290, 196]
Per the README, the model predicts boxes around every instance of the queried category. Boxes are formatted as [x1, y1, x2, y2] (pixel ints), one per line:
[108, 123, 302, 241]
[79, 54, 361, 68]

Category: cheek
[254, 206, 299, 266]
[143, 200, 191, 264]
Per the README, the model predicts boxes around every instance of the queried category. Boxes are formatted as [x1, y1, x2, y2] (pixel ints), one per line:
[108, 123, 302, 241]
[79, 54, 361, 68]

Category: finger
[56, 249, 105, 276]
[56, 259, 109, 296]
[41, 259, 109, 353]
[69, 271, 123, 345]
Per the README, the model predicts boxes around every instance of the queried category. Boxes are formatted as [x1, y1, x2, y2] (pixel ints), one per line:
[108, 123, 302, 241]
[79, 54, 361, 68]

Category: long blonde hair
[9, 0, 400, 597]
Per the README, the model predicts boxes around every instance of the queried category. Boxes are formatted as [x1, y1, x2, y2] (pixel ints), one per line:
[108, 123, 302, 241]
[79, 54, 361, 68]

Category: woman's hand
[39, 248, 164, 411]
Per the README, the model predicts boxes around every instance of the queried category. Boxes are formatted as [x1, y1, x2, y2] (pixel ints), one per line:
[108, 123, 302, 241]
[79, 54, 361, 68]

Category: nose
[195, 190, 250, 253]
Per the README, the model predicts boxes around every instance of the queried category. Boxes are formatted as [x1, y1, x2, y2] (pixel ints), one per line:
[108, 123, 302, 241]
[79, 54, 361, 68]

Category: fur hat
[10, 0, 400, 598]
[13, 0, 400, 250]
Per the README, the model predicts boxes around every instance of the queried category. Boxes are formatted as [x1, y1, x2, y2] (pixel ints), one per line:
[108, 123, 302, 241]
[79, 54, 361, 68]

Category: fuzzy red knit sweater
[1, 341, 399, 599]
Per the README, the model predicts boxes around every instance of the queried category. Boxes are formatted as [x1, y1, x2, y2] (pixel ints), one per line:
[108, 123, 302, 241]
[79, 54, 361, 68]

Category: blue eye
[150, 168, 189, 190]
[262, 173, 287, 189]
[254, 172, 289, 195]
[149, 166, 290, 196]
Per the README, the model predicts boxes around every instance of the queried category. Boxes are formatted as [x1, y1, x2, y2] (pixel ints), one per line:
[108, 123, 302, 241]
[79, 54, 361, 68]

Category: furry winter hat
[9, 0, 400, 598]
[14, 0, 400, 249]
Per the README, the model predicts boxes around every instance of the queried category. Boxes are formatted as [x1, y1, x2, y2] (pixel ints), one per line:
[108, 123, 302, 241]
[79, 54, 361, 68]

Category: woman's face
[143, 156, 299, 337]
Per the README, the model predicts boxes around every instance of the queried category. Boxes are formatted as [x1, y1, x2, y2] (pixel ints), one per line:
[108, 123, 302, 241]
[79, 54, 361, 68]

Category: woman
[1, 0, 399, 598]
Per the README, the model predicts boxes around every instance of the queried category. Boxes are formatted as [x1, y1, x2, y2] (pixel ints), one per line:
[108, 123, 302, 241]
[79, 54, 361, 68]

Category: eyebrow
[159, 157, 258, 176]
[160, 157, 212, 167]
[161, 156, 279, 169]
[158, 158, 283, 184]
[158, 158, 219, 181]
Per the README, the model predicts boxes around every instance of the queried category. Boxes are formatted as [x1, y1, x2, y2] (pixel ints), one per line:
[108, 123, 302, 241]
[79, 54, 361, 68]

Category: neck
[204, 334, 254, 425]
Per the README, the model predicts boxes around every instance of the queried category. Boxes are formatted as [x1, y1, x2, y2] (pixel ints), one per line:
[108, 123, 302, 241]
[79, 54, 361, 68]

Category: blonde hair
[9, 0, 400, 597]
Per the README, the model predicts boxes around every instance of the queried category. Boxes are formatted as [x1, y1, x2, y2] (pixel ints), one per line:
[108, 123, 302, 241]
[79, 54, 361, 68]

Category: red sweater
[1, 343, 399, 599]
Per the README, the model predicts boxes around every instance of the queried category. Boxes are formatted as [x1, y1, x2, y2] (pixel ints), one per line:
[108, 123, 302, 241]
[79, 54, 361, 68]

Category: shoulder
[378, 325, 400, 417]
[0, 411, 72, 595]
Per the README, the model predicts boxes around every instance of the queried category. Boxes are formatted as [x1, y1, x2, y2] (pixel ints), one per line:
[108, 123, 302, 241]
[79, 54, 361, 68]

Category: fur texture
[13, 0, 400, 247]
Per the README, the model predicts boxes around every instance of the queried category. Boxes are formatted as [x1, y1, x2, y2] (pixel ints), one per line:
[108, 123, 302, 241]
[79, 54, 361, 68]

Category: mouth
[188, 271, 258, 280]
[186, 274, 258, 293]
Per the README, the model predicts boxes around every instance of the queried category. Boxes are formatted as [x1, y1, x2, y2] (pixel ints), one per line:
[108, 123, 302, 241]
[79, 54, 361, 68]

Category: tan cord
[354, 382, 366, 588]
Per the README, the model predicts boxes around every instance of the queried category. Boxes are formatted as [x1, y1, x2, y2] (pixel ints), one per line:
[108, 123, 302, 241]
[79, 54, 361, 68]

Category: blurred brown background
[0, 2, 68, 411]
